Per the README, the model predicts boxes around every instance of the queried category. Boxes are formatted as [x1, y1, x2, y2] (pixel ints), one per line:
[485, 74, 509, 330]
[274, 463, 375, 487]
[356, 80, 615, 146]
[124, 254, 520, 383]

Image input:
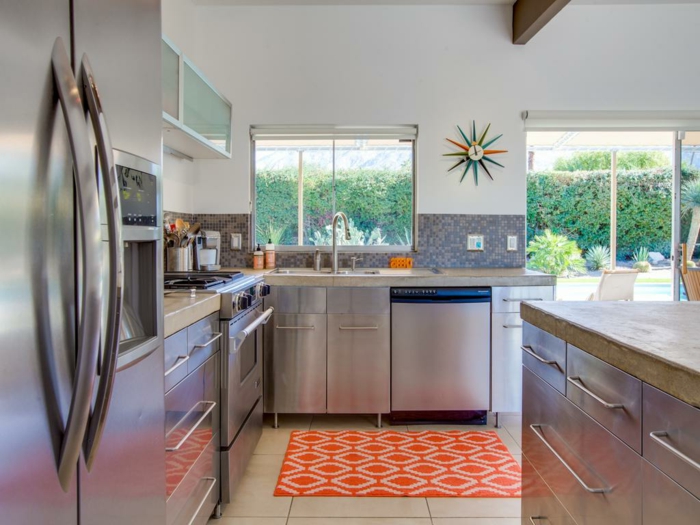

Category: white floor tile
[427, 498, 521, 518]
[432, 518, 521, 525]
[210, 519, 287, 525]
[255, 428, 296, 455]
[222, 454, 291, 518]
[288, 518, 432, 525]
[289, 497, 431, 518]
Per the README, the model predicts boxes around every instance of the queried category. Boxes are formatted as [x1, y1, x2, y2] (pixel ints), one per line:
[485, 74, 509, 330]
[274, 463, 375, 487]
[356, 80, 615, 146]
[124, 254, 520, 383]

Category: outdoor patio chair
[681, 244, 700, 301]
[587, 268, 639, 301]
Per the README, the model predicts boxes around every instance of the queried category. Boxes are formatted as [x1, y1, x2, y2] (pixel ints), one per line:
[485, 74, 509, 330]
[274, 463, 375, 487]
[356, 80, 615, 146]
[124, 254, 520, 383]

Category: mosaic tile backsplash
[163, 212, 526, 269]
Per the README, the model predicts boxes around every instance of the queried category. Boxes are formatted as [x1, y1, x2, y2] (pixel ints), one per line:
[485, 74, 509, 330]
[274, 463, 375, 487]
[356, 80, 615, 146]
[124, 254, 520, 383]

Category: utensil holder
[167, 247, 191, 272]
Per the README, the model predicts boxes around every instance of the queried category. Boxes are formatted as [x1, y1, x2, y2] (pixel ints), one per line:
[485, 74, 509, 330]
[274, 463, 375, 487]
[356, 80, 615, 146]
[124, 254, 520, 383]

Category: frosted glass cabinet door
[183, 61, 231, 154]
[162, 39, 179, 119]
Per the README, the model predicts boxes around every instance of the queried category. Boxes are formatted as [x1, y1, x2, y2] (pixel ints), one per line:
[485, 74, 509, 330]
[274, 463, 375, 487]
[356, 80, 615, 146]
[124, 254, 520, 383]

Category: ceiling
[193, 0, 700, 5]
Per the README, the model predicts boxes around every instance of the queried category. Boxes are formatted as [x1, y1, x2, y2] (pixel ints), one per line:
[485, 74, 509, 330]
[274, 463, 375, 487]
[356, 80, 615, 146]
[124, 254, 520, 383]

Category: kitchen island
[520, 301, 700, 525]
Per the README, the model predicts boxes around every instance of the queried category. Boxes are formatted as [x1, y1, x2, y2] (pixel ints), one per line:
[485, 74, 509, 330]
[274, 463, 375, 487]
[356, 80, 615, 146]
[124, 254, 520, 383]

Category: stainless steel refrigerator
[0, 1, 165, 524]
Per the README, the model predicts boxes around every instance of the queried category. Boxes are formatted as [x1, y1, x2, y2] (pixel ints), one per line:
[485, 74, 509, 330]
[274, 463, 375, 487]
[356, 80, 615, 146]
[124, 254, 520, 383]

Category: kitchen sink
[272, 268, 441, 276]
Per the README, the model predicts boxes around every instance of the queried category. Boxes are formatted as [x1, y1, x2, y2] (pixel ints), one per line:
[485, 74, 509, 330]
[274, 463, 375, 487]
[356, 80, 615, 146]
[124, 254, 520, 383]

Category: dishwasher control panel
[391, 287, 491, 301]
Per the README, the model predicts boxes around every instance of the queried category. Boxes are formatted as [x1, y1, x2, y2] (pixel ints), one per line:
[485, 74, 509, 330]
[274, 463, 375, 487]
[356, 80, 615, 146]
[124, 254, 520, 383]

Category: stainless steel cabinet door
[327, 314, 390, 414]
[73, 0, 162, 164]
[642, 459, 700, 525]
[523, 367, 642, 525]
[492, 313, 524, 413]
[0, 3, 77, 524]
[264, 313, 327, 413]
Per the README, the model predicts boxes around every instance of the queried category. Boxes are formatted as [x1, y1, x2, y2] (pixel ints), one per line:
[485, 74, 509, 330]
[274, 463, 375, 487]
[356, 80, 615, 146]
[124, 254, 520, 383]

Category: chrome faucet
[331, 212, 351, 274]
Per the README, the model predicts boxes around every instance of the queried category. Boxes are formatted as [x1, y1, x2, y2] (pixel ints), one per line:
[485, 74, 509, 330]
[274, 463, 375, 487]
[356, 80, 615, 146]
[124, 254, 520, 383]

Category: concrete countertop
[521, 301, 700, 408]
[220, 267, 555, 288]
[164, 293, 221, 338]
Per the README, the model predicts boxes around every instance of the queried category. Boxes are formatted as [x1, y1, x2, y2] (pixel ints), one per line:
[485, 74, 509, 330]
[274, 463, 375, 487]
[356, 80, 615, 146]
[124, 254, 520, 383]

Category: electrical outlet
[230, 233, 242, 250]
[507, 235, 518, 251]
[467, 234, 484, 251]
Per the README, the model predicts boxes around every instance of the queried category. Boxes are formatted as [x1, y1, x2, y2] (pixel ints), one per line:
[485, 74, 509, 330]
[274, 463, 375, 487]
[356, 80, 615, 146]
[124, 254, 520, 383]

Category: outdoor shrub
[527, 167, 700, 258]
[553, 151, 670, 172]
[526, 229, 586, 277]
[585, 245, 611, 270]
[633, 261, 652, 273]
[687, 260, 697, 268]
[632, 247, 650, 263]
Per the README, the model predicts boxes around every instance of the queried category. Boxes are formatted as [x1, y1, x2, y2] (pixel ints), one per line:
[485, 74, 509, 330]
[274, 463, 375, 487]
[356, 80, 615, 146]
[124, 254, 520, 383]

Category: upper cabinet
[161, 36, 232, 159]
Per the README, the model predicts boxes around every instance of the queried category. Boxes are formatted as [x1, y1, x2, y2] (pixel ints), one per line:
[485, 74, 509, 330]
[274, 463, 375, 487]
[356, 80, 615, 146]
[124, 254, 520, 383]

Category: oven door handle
[231, 307, 274, 354]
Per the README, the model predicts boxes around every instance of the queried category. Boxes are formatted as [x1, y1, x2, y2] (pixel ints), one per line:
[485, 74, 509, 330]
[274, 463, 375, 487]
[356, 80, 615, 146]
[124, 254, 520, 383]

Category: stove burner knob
[236, 292, 253, 311]
[256, 283, 271, 298]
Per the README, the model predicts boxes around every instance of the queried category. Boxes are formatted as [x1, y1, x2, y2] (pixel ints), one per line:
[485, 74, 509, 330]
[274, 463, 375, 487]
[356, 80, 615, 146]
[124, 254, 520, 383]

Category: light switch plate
[230, 233, 242, 250]
[507, 235, 518, 251]
[467, 234, 484, 251]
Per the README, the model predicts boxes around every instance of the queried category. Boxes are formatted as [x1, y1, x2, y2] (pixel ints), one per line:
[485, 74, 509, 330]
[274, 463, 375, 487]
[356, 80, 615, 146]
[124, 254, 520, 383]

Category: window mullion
[298, 149, 304, 246]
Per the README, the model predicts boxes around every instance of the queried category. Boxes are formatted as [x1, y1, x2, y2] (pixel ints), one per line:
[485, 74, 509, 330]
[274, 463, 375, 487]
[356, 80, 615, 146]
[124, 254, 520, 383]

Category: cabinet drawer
[222, 398, 263, 504]
[566, 344, 642, 453]
[166, 432, 219, 525]
[492, 313, 523, 413]
[643, 459, 700, 525]
[327, 314, 390, 414]
[187, 312, 221, 374]
[522, 456, 576, 525]
[268, 286, 326, 313]
[263, 313, 327, 413]
[165, 353, 220, 450]
[523, 367, 642, 525]
[165, 328, 188, 393]
[327, 287, 389, 314]
[522, 323, 567, 395]
[493, 286, 554, 313]
[643, 384, 700, 500]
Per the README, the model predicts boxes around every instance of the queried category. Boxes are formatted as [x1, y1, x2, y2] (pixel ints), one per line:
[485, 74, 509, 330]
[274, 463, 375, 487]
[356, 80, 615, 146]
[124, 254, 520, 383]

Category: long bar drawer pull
[530, 424, 610, 494]
[649, 431, 700, 471]
[529, 518, 545, 524]
[186, 477, 217, 525]
[232, 307, 274, 354]
[193, 332, 222, 349]
[164, 355, 189, 377]
[503, 324, 523, 329]
[567, 376, 624, 409]
[276, 325, 315, 330]
[521, 345, 559, 367]
[339, 326, 378, 331]
[166, 401, 216, 452]
[503, 298, 543, 302]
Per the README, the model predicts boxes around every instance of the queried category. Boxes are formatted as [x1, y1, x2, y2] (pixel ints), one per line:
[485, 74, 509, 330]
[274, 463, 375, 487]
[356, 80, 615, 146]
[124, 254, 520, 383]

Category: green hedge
[527, 167, 699, 258]
[255, 166, 413, 245]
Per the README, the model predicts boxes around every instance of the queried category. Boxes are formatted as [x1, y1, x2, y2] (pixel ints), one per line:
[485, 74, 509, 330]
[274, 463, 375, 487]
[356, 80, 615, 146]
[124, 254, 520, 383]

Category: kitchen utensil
[167, 247, 190, 271]
[175, 218, 185, 231]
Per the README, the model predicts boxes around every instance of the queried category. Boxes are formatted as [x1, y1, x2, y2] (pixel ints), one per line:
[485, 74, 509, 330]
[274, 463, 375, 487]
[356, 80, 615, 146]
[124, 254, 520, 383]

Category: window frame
[249, 126, 419, 253]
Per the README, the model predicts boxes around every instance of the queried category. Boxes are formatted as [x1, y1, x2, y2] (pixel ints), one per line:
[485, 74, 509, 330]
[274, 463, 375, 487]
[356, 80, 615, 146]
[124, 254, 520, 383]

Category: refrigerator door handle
[79, 54, 124, 470]
[52, 37, 103, 492]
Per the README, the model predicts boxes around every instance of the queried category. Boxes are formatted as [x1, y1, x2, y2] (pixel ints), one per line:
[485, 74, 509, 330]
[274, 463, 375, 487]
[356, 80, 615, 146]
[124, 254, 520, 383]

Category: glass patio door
[673, 131, 700, 300]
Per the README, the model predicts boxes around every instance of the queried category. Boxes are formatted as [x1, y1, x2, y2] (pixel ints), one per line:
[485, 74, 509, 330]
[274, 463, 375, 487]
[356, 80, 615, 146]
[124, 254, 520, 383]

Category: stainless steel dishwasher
[391, 287, 491, 413]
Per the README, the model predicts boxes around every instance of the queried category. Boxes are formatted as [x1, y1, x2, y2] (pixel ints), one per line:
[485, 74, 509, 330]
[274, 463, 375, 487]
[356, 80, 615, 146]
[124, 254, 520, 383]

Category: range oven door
[222, 303, 269, 446]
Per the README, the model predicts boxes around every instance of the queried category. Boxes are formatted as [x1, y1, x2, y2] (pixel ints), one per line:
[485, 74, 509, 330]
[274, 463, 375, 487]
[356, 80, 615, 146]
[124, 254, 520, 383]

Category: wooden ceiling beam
[513, 0, 571, 45]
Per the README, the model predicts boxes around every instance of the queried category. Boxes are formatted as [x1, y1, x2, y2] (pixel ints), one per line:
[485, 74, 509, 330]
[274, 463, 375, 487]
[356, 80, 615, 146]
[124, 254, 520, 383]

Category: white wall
[186, 3, 700, 215]
[161, 0, 198, 212]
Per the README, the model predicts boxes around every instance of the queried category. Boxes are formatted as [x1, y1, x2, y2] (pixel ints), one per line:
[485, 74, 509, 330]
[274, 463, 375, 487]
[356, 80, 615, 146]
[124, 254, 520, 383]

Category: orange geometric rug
[274, 430, 521, 497]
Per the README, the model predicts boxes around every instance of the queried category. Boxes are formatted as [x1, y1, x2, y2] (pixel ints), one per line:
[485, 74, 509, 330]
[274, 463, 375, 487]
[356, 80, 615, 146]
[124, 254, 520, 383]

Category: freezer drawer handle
[339, 326, 379, 331]
[166, 401, 217, 452]
[186, 477, 217, 525]
[276, 325, 315, 330]
[503, 324, 523, 329]
[567, 376, 624, 409]
[503, 298, 543, 302]
[193, 332, 222, 350]
[232, 307, 274, 354]
[521, 345, 560, 368]
[530, 424, 611, 494]
[649, 431, 700, 471]
[164, 355, 189, 377]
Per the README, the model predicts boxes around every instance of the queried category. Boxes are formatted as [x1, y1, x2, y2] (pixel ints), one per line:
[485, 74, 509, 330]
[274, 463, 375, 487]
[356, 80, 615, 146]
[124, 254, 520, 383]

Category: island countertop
[164, 292, 221, 338]
[521, 301, 700, 408]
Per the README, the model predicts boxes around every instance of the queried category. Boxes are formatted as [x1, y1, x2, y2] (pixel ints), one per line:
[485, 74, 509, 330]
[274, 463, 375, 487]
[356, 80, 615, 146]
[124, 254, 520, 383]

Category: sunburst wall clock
[444, 121, 507, 186]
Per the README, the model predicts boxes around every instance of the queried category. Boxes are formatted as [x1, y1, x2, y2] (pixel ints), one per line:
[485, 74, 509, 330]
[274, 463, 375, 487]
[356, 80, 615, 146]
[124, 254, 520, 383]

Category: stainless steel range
[164, 272, 273, 509]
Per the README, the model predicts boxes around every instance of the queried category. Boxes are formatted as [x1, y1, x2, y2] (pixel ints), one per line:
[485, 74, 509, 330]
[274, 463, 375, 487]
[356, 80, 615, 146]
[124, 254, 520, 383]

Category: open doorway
[525, 131, 692, 301]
